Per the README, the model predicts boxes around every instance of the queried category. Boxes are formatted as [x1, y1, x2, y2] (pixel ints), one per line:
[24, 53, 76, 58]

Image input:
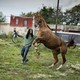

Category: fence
[55, 31, 80, 45]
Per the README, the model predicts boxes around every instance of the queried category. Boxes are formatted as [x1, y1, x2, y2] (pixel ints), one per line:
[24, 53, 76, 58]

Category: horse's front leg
[33, 38, 40, 57]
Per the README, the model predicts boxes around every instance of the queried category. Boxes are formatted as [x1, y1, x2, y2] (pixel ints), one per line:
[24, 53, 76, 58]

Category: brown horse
[33, 13, 75, 70]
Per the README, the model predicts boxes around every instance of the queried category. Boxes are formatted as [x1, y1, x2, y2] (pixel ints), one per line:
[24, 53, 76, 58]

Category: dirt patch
[29, 73, 52, 78]
[71, 63, 80, 71]
[28, 63, 80, 78]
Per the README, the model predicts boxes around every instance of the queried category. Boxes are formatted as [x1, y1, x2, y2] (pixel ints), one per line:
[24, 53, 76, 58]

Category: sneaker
[21, 59, 29, 64]
[25, 59, 29, 62]
[21, 60, 25, 64]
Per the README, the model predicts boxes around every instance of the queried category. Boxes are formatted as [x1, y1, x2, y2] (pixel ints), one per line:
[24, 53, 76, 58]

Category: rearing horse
[33, 13, 75, 70]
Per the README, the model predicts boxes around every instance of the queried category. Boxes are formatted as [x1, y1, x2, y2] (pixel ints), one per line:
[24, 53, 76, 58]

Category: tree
[20, 12, 27, 17]
[20, 6, 63, 24]
[20, 12, 32, 17]
[63, 4, 80, 25]
[26, 12, 32, 17]
[39, 6, 63, 24]
[0, 12, 6, 23]
[39, 6, 55, 24]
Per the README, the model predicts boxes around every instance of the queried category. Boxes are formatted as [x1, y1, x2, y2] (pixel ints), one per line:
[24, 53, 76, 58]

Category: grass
[0, 37, 80, 80]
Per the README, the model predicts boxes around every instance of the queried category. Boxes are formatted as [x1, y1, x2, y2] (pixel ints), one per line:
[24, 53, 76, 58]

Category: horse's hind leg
[49, 50, 59, 68]
[57, 47, 67, 70]
[61, 47, 67, 65]
[61, 53, 66, 64]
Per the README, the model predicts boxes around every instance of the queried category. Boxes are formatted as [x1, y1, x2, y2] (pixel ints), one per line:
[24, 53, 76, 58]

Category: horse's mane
[47, 25, 52, 31]
[39, 15, 52, 31]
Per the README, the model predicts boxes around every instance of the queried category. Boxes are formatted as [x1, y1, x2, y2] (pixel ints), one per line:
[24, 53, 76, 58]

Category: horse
[33, 13, 75, 70]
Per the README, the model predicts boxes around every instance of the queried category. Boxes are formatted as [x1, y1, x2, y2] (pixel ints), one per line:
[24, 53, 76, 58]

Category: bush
[0, 32, 12, 39]
[0, 34, 7, 39]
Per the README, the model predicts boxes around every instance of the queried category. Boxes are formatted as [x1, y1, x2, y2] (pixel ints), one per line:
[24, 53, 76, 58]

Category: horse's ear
[35, 12, 41, 17]
[32, 12, 40, 17]
[35, 12, 39, 15]
[37, 13, 40, 16]
[32, 13, 36, 17]
[38, 19, 42, 24]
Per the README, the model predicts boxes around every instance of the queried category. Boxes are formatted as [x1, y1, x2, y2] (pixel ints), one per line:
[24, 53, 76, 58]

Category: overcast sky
[0, 0, 80, 22]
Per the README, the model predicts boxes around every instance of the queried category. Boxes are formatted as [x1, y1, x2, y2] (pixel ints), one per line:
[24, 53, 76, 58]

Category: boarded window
[16, 18, 19, 25]
[23, 20, 27, 26]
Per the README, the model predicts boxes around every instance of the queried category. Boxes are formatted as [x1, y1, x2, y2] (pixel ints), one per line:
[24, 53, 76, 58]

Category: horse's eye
[38, 20, 42, 24]
[36, 20, 39, 23]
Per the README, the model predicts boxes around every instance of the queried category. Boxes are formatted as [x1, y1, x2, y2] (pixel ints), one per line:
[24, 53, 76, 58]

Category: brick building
[10, 15, 33, 28]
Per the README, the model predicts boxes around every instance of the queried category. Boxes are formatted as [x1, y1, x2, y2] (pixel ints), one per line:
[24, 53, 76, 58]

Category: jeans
[21, 45, 31, 62]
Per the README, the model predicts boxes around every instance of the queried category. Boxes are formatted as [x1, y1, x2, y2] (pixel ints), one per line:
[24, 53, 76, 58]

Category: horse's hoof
[36, 54, 40, 59]
[48, 64, 54, 68]
[36, 55, 40, 59]
[56, 64, 63, 70]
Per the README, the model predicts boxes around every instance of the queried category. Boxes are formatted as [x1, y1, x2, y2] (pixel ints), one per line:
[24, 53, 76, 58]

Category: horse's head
[33, 13, 44, 28]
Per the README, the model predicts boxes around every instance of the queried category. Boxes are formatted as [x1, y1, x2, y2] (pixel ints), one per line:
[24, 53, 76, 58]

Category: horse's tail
[66, 35, 76, 48]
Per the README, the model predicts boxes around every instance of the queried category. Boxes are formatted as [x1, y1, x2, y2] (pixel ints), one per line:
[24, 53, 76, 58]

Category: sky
[0, 0, 80, 22]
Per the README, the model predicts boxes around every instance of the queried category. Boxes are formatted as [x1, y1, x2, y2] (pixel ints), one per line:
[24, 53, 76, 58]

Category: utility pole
[55, 0, 59, 34]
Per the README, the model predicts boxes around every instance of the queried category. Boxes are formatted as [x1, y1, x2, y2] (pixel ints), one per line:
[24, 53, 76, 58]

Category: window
[16, 18, 19, 25]
[23, 20, 27, 26]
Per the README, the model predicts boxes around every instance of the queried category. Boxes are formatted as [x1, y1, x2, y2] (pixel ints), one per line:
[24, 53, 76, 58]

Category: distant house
[10, 15, 33, 28]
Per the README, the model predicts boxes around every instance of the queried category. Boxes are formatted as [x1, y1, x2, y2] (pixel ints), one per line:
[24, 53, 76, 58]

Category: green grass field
[0, 37, 80, 80]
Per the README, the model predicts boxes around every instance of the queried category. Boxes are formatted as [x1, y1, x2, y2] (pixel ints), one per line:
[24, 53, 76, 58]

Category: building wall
[0, 23, 10, 34]
[10, 15, 33, 28]
[0, 23, 79, 35]
[0, 23, 27, 35]
[0, 15, 33, 35]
